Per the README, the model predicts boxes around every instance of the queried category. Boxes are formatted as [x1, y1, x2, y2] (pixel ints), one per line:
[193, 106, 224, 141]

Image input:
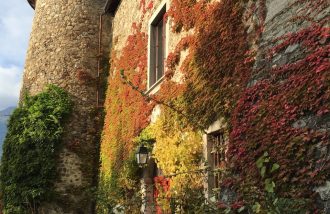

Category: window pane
[157, 20, 164, 81]
[149, 6, 166, 89]
[149, 26, 157, 87]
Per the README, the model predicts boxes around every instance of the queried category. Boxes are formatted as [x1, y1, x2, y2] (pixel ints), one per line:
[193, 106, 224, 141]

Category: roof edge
[104, 0, 121, 14]
[27, 0, 120, 13]
[27, 0, 36, 9]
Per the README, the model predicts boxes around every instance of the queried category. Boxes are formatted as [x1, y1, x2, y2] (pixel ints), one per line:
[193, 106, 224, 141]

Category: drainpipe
[92, 2, 119, 211]
[91, 13, 105, 214]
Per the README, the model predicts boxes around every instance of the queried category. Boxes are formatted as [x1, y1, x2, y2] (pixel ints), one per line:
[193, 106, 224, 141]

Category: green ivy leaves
[256, 152, 280, 193]
[264, 179, 275, 193]
[271, 163, 280, 173]
[0, 85, 72, 213]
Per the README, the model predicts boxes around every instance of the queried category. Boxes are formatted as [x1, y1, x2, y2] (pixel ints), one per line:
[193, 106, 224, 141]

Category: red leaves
[317, 107, 329, 116]
[146, 1, 154, 10]
[76, 69, 95, 85]
[166, 0, 253, 127]
[231, 201, 245, 209]
[102, 0, 329, 209]
[154, 176, 171, 213]
[227, 0, 330, 203]
[154, 176, 171, 193]
[102, 23, 154, 174]
[166, 35, 194, 78]
[139, 0, 154, 14]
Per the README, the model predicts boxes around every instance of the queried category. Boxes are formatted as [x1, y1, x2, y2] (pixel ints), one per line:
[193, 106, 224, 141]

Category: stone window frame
[207, 131, 226, 194]
[203, 119, 228, 200]
[146, 0, 170, 95]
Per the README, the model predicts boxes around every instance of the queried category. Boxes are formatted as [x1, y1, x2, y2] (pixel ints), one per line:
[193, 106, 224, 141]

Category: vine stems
[119, 69, 208, 133]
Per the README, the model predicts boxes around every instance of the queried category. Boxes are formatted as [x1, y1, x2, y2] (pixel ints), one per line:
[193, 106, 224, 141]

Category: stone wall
[111, 1, 329, 212]
[21, 0, 324, 211]
[111, 0, 141, 53]
[112, 0, 185, 78]
[251, 0, 330, 212]
[21, 0, 112, 213]
[108, 0, 187, 212]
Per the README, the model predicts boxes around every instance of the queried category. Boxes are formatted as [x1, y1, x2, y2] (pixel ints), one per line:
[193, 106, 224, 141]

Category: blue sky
[0, 1, 34, 110]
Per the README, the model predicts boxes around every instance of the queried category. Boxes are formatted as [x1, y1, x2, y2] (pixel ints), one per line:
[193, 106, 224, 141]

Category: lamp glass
[137, 153, 148, 165]
[136, 145, 149, 165]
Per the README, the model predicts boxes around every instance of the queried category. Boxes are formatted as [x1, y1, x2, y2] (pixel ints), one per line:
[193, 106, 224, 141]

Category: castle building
[21, 0, 119, 212]
[14, 0, 330, 213]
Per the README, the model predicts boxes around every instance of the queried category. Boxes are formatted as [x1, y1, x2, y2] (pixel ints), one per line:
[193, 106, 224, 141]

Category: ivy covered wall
[21, 0, 111, 213]
[0, 86, 72, 213]
[19, 0, 113, 212]
[99, 0, 329, 212]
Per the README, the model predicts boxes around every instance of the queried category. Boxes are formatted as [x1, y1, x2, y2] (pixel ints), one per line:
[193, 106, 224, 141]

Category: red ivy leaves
[102, 24, 154, 171]
[228, 0, 329, 202]
[165, 0, 329, 208]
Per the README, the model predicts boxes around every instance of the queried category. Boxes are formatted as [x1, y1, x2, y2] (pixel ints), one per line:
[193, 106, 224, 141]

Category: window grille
[209, 132, 226, 190]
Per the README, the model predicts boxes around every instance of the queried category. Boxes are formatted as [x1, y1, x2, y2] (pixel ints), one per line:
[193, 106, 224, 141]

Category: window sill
[146, 76, 165, 95]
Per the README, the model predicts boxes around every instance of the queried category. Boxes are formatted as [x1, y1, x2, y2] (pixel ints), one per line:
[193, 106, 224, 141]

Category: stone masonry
[111, 0, 330, 212]
[20, 0, 329, 212]
[22, 0, 112, 213]
[252, 0, 330, 212]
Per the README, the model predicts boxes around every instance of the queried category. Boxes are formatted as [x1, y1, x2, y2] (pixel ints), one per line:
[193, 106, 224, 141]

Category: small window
[207, 132, 226, 197]
[148, 3, 167, 89]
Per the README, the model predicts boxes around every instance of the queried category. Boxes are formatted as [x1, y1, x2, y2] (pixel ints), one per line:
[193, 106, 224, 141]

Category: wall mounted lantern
[136, 145, 149, 166]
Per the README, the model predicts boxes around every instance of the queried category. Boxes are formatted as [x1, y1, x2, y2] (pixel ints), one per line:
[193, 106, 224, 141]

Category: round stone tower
[22, 0, 114, 212]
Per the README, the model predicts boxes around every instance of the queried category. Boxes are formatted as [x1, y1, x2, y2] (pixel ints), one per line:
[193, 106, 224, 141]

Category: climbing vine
[150, 105, 204, 198]
[163, 0, 252, 127]
[99, 0, 329, 212]
[162, 0, 329, 211]
[227, 0, 329, 211]
[0, 85, 72, 213]
[97, 2, 155, 211]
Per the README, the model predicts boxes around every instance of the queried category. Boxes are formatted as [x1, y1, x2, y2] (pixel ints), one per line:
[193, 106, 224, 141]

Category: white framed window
[147, 0, 169, 93]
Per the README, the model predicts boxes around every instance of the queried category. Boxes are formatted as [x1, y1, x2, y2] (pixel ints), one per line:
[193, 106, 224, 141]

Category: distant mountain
[0, 106, 16, 117]
[0, 106, 16, 158]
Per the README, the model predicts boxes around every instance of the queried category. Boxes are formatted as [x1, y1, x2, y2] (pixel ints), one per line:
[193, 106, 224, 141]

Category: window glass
[157, 19, 164, 80]
[149, 5, 166, 89]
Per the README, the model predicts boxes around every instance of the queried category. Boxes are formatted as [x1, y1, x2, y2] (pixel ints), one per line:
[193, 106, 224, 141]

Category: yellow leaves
[149, 108, 204, 197]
